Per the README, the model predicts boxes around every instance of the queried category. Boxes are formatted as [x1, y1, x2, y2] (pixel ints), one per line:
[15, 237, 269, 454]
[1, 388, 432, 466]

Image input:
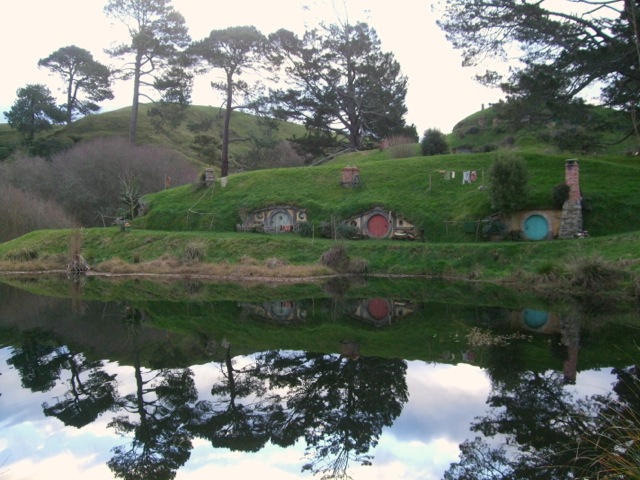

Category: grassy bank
[1, 227, 638, 297]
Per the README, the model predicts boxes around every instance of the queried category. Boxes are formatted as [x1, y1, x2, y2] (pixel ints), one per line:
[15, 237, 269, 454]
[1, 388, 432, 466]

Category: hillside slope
[0, 104, 306, 166]
[139, 150, 640, 241]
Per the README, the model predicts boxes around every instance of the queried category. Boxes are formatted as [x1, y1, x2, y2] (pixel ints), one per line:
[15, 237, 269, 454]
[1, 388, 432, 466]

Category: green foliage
[190, 26, 271, 177]
[268, 21, 409, 149]
[38, 45, 113, 124]
[104, 0, 191, 143]
[420, 128, 448, 156]
[4, 84, 65, 143]
[487, 152, 529, 214]
[552, 183, 570, 209]
[438, 0, 640, 117]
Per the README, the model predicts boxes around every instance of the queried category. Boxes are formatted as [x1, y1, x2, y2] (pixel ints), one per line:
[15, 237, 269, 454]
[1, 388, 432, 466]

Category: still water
[0, 276, 638, 479]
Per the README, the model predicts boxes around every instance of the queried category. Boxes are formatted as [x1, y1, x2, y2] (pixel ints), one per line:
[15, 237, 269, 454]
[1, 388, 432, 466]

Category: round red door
[367, 214, 389, 238]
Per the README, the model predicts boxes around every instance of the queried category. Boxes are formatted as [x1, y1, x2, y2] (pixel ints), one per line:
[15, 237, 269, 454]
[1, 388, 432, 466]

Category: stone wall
[558, 159, 583, 238]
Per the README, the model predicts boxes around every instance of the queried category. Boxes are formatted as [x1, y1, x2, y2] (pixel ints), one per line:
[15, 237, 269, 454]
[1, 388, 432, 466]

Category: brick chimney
[558, 159, 583, 238]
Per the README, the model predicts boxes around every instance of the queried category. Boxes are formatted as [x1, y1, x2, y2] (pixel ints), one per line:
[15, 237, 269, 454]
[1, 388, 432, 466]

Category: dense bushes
[420, 128, 449, 156]
[0, 137, 198, 228]
[0, 183, 77, 242]
[487, 152, 529, 214]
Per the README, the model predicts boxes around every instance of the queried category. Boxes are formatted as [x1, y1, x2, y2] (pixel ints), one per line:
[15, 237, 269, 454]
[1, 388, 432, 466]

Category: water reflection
[0, 278, 639, 479]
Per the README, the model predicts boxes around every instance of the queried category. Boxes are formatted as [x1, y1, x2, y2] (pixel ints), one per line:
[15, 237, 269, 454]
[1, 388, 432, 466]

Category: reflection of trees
[42, 350, 117, 428]
[7, 330, 118, 427]
[107, 307, 200, 480]
[444, 364, 640, 479]
[190, 343, 280, 452]
[257, 350, 409, 479]
[7, 331, 63, 392]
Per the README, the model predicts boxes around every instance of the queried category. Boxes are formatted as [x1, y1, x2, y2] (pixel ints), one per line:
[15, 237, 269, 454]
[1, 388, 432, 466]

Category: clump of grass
[5, 248, 39, 262]
[265, 257, 287, 269]
[535, 260, 568, 281]
[568, 255, 625, 292]
[181, 241, 206, 265]
[578, 370, 640, 479]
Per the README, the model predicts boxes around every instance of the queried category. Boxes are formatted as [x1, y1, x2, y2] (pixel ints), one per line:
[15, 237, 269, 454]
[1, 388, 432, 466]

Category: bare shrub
[0, 182, 78, 242]
[0, 137, 198, 227]
[67, 229, 89, 273]
[386, 135, 419, 159]
[348, 257, 369, 274]
[320, 244, 351, 272]
[242, 140, 305, 170]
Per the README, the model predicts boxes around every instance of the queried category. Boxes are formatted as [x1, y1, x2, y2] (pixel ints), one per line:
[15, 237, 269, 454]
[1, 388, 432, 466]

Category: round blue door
[523, 214, 549, 241]
[522, 309, 549, 329]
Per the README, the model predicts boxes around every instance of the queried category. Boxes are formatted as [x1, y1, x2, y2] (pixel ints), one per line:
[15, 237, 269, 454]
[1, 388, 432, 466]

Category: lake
[0, 275, 638, 479]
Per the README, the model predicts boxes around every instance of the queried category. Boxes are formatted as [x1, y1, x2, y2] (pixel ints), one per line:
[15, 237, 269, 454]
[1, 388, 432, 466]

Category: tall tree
[38, 45, 114, 125]
[4, 84, 65, 144]
[103, 0, 191, 144]
[437, 0, 640, 120]
[190, 26, 272, 177]
[268, 21, 409, 151]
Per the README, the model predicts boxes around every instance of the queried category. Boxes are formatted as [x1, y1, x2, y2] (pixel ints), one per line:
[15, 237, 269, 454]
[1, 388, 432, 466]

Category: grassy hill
[1, 104, 640, 298]
[0, 103, 307, 165]
[447, 104, 638, 155]
[139, 150, 640, 241]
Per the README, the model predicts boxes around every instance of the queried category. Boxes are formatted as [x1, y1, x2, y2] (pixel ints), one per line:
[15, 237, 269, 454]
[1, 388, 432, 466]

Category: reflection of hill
[1, 277, 639, 373]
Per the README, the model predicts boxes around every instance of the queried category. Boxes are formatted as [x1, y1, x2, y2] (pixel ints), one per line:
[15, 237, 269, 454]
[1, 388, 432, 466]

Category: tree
[4, 84, 65, 144]
[487, 152, 529, 214]
[437, 0, 640, 123]
[38, 45, 113, 125]
[268, 21, 409, 151]
[104, 0, 191, 144]
[190, 26, 272, 177]
[420, 128, 449, 155]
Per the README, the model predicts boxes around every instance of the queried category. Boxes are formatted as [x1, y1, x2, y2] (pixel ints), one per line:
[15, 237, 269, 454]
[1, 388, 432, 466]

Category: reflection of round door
[271, 301, 293, 319]
[271, 211, 292, 228]
[367, 298, 390, 320]
[523, 214, 549, 241]
[367, 214, 390, 238]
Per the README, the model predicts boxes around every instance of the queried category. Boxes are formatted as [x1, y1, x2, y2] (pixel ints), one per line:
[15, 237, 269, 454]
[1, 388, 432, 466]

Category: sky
[0, 0, 506, 134]
[0, 344, 618, 480]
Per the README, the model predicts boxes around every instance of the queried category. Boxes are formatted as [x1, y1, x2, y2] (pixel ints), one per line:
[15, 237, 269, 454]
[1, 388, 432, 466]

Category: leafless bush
[0, 137, 198, 227]
[386, 135, 419, 159]
[320, 244, 351, 272]
[0, 182, 78, 242]
[241, 140, 305, 170]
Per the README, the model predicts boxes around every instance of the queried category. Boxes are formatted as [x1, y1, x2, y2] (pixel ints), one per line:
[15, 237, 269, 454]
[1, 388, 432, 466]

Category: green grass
[447, 104, 639, 154]
[2, 103, 306, 166]
[139, 151, 640, 239]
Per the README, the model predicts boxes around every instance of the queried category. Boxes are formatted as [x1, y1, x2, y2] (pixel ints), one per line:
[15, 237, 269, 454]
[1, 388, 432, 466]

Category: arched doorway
[522, 309, 549, 329]
[367, 214, 390, 238]
[523, 214, 549, 241]
[270, 210, 293, 229]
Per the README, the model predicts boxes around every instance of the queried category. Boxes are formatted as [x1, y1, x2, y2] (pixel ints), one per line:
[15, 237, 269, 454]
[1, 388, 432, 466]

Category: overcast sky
[0, 0, 506, 133]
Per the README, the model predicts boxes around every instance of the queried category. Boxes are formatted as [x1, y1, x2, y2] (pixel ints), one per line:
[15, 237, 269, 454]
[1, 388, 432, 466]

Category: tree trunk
[129, 52, 143, 145]
[220, 72, 233, 178]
